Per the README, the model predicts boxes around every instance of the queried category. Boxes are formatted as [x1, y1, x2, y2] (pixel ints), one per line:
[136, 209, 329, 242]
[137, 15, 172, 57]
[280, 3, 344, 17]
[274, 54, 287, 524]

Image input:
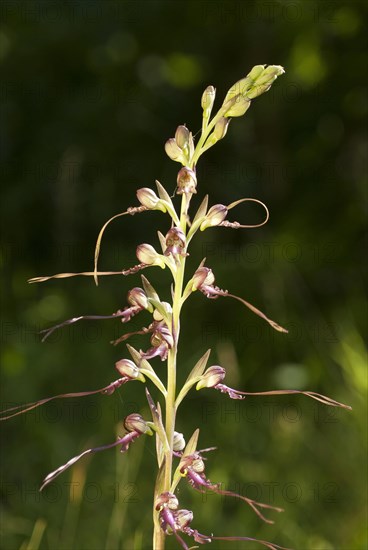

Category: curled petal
[217, 386, 351, 410]
[28, 271, 125, 284]
[227, 292, 288, 333]
[222, 197, 269, 229]
[0, 378, 127, 421]
[193, 483, 283, 524]
[210, 485, 283, 524]
[39, 309, 138, 342]
[111, 327, 151, 346]
[186, 527, 290, 549]
[94, 208, 147, 285]
[181, 451, 282, 524]
[40, 431, 140, 490]
[210, 536, 291, 550]
[201, 286, 288, 333]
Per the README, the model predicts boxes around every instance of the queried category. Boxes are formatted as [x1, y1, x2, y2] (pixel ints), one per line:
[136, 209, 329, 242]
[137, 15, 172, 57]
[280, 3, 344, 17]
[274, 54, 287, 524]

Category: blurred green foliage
[0, 1, 367, 549]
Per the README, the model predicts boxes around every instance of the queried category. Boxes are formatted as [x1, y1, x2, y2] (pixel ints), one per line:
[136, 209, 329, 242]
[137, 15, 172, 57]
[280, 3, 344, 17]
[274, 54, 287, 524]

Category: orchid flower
[156, 492, 290, 550]
[179, 449, 283, 524]
[196, 365, 352, 410]
[0, 359, 145, 421]
[187, 266, 288, 333]
[40, 414, 153, 491]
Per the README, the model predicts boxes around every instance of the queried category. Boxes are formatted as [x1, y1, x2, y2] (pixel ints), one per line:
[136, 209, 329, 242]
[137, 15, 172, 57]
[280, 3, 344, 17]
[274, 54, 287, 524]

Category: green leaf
[181, 258, 207, 303]
[175, 349, 211, 408]
[126, 344, 167, 396]
[141, 274, 160, 301]
[187, 196, 209, 242]
[156, 180, 173, 203]
[157, 231, 166, 254]
[171, 428, 200, 493]
[145, 388, 169, 451]
[155, 182, 180, 224]
[192, 195, 208, 224]
[183, 428, 200, 456]
[153, 457, 166, 530]
[155, 402, 165, 466]
[126, 344, 152, 371]
[185, 349, 211, 385]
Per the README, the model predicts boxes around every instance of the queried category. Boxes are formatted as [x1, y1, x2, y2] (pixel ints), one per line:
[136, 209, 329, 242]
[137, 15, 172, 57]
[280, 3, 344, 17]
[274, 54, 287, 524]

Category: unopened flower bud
[136, 188, 166, 212]
[115, 358, 145, 381]
[124, 413, 152, 435]
[175, 509, 193, 529]
[173, 431, 185, 452]
[136, 244, 165, 268]
[200, 204, 228, 230]
[256, 65, 285, 85]
[177, 167, 197, 195]
[196, 365, 226, 390]
[224, 96, 251, 118]
[231, 66, 264, 97]
[127, 287, 150, 310]
[164, 227, 186, 256]
[201, 85, 216, 113]
[214, 117, 230, 139]
[175, 125, 190, 149]
[246, 65, 285, 99]
[223, 65, 283, 106]
[155, 491, 179, 511]
[191, 267, 215, 290]
[165, 138, 186, 164]
[223, 75, 254, 105]
[248, 64, 266, 81]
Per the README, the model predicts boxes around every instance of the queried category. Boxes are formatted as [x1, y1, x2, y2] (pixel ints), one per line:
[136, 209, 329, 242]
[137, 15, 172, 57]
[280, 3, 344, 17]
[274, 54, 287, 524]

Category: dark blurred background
[1, 1, 367, 549]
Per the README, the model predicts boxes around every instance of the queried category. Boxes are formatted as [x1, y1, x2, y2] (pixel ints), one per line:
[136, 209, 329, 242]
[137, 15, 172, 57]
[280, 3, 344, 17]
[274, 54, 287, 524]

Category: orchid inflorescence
[1, 65, 351, 550]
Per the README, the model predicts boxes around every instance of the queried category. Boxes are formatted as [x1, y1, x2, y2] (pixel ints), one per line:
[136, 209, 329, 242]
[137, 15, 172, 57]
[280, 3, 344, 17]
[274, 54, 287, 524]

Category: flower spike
[4, 68, 351, 550]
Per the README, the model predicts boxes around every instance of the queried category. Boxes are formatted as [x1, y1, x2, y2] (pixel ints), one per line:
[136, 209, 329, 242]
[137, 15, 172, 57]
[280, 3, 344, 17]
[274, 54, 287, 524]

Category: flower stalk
[1, 66, 352, 550]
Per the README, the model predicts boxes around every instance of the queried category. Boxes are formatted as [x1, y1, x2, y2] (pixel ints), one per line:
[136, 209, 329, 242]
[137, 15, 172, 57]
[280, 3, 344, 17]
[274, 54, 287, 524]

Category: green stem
[191, 104, 230, 167]
[153, 523, 165, 549]
[152, 195, 187, 550]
